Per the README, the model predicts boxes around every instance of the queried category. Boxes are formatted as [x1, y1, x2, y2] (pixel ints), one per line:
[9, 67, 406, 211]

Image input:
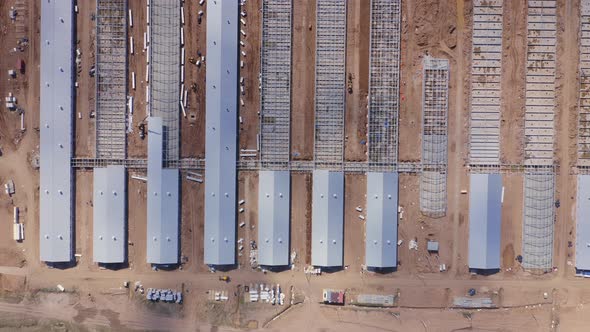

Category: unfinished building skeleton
[419, 56, 449, 218]
[521, 0, 557, 271]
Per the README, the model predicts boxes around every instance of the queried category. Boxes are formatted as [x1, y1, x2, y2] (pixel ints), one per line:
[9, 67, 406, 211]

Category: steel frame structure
[149, 0, 180, 161]
[522, 172, 555, 271]
[314, 0, 347, 167]
[521, 0, 557, 271]
[259, 0, 292, 169]
[469, 0, 503, 165]
[524, 0, 556, 166]
[367, 0, 401, 167]
[420, 56, 449, 217]
[579, 0, 590, 166]
[96, 0, 128, 159]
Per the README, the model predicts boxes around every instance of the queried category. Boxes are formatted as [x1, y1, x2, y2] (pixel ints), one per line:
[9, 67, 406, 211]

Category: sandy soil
[290, 0, 316, 161]
[553, 0, 579, 278]
[398, 0, 458, 162]
[1, 0, 590, 331]
[127, 0, 149, 158]
[238, 1, 261, 153]
[73, 0, 96, 158]
[500, 0, 526, 165]
[0, 0, 41, 272]
[397, 174, 453, 275]
[74, 172, 93, 269]
[290, 173, 311, 266]
[180, 177, 205, 272]
[343, 174, 365, 271]
[237, 172, 259, 269]
[343, 1, 369, 162]
[500, 174, 524, 272]
[180, 0, 206, 159]
[127, 175, 148, 273]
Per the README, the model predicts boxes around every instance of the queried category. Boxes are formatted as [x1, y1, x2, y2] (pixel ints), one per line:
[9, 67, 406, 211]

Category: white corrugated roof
[147, 117, 179, 264]
[468, 173, 502, 270]
[39, 0, 75, 263]
[93, 165, 126, 263]
[258, 171, 290, 266]
[365, 172, 398, 268]
[312, 170, 344, 267]
[204, 0, 238, 265]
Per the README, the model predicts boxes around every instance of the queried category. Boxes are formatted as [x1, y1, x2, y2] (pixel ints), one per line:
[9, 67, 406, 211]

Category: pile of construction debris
[245, 283, 285, 305]
[146, 288, 182, 304]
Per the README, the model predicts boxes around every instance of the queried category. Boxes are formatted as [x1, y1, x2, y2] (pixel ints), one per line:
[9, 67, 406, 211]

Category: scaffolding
[419, 57, 449, 217]
[524, 0, 556, 166]
[469, 0, 503, 165]
[150, 0, 180, 161]
[13, 0, 27, 35]
[367, 0, 401, 167]
[96, 0, 127, 159]
[260, 0, 292, 169]
[522, 172, 555, 271]
[71, 158, 441, 174]
[579, 1, 590, 166]
[314, 0, 347, 167]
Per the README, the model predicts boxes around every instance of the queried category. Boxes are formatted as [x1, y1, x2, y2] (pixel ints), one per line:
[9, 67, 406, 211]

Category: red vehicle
[322, 289, 345, 305]
[17, 59, 25, 74]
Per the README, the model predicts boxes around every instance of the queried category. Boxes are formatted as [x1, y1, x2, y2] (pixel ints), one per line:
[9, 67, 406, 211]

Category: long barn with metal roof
[312, 170, 344, 267]
[468, 173, 503, 272]
[93, 165, 126, 264]
[258, 171, 290, 266]
[39, 0, 75, 263]
[204, 0, 238, 266]
[365, 172, 398, 269]
[146, 117, 179, 265]
[576, 175, 590, 273]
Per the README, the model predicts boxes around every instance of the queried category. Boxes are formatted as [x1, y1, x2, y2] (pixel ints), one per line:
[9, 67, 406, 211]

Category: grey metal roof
[576, 175, 590, 270]
[258, 171, 290, 266]
[147, 117, 179, 264]
[93, 165, 126, 263]
[365, 172, 398, 268]
[312, 170, 344, 267]
[468, 173, 502, 270]
[39, 0, 74, 263]
[204, 0, 238, 265]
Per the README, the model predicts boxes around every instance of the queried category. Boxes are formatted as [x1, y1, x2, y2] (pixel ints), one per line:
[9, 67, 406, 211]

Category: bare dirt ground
[74, 0, 96, 158]
[500, 174, 524, 272]
[238, 1, 261, 153]
[500, 0, 526, 164]
[127, 0, 149, 158]
[290, 0, 316, 161]
[237, 172, 259, 270]
[554, 0, 579, 279]
[398, 0, 458, 162]
[1, 0, 590, 331]
[0, 0, 40, 272]
[290, 173, 311, 266]
[397, 174, 454, 275]
[343, 1, 369, 162]
[74, 172, 93, 270]
[343, 174, 365, 271]
[180, 0, 206, 159]
[127, 175, 147, 273]
[180, 177, 205, 273]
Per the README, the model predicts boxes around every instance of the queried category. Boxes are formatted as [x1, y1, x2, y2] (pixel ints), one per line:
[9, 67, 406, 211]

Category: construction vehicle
[138, 116, 148, 140]
[219, 276, 230, 283]
[138, 123, 145, 140]
[188, 57, 197, 65]
[347, 73, 353, 94]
